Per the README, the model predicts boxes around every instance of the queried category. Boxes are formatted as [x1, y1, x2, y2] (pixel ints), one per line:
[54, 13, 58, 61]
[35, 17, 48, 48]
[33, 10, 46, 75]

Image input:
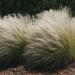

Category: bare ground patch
[0, 62, 75, 75]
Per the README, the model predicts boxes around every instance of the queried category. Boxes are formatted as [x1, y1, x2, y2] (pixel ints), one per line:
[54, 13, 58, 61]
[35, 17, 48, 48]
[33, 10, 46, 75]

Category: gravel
[0, 63, 75, 75]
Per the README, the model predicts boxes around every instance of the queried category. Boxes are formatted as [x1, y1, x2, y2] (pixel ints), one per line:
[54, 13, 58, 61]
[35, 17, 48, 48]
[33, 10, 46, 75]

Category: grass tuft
[22, 8, 75, 70]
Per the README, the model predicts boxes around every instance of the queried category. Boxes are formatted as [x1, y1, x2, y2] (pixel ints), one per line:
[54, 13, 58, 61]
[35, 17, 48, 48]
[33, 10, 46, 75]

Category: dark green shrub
[0, 0, 75, 16]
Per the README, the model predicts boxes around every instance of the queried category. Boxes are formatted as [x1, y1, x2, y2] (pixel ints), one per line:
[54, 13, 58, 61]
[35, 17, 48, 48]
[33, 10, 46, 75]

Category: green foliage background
[0, 0, 75, 16]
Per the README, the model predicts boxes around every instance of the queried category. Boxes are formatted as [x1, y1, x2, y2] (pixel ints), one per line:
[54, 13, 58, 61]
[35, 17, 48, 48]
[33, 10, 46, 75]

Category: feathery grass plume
[22, 8, 75, 71]
[68, 18, 75, 59]
[0, 15, 32, 68]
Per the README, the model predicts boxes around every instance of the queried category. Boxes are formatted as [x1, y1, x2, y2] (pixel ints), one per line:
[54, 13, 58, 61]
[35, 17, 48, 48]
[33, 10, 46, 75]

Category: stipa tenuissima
[0, 15, 33, 68]
[22, 9, 75, 71]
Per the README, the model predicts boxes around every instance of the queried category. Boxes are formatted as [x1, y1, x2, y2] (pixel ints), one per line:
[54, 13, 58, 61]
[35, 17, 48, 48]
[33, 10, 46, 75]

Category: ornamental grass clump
[0, 15, 32, 68]
[22, 9, 75, 70]
[0, 9, 75, 71]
